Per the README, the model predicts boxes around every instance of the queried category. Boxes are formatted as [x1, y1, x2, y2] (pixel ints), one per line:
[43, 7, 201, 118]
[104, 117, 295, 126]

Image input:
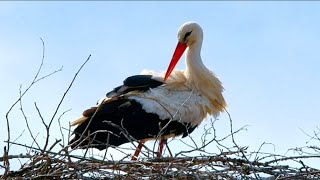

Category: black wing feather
[69, 98, 196, 150]
[107, 75, 163, 98]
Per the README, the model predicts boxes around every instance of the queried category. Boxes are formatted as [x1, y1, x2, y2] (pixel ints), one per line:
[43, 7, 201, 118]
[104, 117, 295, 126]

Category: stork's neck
[185, 40, 208, 82]
[184, 39, 227, 116]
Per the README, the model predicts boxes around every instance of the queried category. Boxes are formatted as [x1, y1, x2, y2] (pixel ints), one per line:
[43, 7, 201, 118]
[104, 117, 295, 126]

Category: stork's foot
[157, 139, 167, 158]
[132, 141, 145, 161]
[132, 139, 167, 160]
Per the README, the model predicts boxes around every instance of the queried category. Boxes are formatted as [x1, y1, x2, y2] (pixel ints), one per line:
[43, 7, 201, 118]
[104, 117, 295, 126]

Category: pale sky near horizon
[1, 1, 320, 172]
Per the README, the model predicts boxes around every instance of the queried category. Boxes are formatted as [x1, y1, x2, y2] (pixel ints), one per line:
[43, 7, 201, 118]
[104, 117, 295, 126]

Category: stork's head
[177, 22, 203, 47]
[164, 22, 203, 81]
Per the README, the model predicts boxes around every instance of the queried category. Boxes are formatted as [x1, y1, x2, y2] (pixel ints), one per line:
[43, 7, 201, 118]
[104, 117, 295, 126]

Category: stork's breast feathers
[128, 86, 212, 126]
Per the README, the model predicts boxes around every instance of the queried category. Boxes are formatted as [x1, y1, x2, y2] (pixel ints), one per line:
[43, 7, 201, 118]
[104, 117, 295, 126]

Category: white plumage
[129, 70, 212, 126]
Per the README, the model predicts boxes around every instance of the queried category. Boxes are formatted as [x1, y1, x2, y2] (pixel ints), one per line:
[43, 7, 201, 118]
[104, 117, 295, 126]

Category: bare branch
[42, 54, 91, 153]
[57, 109, 71, 146]
[3, 37, 62, 177]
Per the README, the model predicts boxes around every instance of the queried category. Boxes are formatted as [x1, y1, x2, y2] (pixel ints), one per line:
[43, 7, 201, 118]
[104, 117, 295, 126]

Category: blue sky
[1, 2, 320, 171]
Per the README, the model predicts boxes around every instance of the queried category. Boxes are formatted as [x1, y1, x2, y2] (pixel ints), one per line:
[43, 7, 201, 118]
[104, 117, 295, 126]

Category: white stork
[69, 22, 227, 160]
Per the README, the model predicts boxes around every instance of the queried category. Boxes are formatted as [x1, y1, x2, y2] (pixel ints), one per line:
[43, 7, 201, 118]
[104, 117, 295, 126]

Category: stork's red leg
[157, 139, 167, 158]
[132, 140, 145, 161]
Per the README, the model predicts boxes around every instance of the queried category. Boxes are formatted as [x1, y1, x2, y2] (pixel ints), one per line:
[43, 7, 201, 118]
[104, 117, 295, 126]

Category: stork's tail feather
[70, 116, 88, 126]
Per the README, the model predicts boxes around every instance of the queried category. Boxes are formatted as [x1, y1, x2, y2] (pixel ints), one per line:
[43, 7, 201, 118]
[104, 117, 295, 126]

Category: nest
[2, 145, 320, 179]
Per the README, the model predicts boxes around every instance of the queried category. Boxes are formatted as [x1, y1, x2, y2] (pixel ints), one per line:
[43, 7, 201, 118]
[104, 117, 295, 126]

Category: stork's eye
[183, 31, 192, 42]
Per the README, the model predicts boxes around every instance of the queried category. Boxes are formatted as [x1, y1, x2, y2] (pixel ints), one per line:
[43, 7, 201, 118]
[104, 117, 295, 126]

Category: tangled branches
[1, 40, 320, 179]
[2, 142, 320, 179]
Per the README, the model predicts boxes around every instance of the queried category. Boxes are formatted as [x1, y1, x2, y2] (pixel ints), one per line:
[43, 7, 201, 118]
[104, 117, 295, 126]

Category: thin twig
[3, 38, 62, 177]
[42, 54, 91, 153]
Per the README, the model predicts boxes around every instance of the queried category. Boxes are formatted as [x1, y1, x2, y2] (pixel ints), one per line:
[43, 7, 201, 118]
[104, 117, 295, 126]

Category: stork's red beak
[164, 42, 187, 81]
